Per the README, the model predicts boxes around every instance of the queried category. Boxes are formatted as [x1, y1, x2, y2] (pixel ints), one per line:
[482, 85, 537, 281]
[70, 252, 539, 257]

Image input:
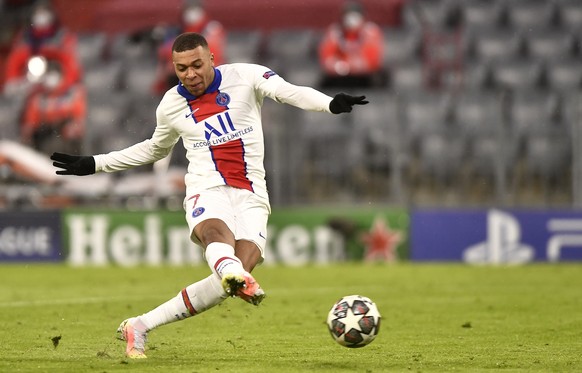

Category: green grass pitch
[0, 263, 580, 372]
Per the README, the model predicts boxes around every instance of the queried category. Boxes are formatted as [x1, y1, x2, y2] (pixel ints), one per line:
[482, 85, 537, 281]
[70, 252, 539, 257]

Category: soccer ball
[326, 294, 381, 348]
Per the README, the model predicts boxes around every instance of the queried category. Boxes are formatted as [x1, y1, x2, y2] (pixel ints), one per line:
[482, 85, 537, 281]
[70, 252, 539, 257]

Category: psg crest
[216, 92, 230, 106]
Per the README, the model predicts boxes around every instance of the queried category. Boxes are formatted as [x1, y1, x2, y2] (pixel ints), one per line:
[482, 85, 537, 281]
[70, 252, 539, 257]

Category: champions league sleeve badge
[262, 70, 277, 79]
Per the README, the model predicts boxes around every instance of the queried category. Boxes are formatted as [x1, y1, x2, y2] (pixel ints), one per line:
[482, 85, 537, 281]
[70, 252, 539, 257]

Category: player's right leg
[196, 226, 266, 305]
[185, 187, 267, 305]
[221, 238, 266, 305]
[222, 271, 266, 305]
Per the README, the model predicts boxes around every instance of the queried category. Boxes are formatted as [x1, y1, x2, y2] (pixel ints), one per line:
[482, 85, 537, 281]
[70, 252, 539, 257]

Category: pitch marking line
[0, 295, 162, 308]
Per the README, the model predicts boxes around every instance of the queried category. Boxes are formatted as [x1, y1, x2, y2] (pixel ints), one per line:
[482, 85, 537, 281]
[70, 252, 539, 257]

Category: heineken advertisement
[3, 207, 582, 265]
[60, 207, 409, 266]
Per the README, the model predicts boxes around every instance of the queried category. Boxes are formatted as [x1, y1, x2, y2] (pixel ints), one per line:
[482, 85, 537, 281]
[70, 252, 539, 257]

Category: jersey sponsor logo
[215, 92, 230, 106]
[263, 70, 276, 79]
[192, 207, 205, 218]
[204, 111, 236, 140]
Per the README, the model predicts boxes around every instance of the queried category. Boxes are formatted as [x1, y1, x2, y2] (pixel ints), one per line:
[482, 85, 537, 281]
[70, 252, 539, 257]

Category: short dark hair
[172, 32, 209, 53]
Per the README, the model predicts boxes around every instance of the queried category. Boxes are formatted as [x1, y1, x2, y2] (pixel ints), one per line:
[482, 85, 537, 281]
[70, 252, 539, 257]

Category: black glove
[329, 93, 369, 114]
[51, 152, 96, 176]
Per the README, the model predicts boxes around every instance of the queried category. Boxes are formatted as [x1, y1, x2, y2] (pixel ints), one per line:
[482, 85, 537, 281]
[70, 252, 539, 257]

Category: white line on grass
[0, 295, 162, 308]
[0, 285, 386, 308]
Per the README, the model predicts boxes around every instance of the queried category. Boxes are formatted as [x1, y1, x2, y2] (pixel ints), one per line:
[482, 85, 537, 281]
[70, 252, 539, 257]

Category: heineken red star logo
[361, 215, 402, 262]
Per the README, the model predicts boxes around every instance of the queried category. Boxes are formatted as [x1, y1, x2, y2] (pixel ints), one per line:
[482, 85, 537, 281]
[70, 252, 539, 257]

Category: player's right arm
[51, 101, 180, 176]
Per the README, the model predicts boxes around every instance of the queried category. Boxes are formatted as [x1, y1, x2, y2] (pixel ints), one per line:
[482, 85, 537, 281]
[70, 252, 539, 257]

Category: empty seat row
[402, 0, 582, 32]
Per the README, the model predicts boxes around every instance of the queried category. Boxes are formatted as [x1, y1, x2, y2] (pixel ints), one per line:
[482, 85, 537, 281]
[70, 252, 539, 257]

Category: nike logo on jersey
[185, 107, 200, 118]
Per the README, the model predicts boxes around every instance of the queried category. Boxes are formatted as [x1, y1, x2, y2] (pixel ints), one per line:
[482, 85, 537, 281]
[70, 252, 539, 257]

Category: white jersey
[94, 63, 333, 203]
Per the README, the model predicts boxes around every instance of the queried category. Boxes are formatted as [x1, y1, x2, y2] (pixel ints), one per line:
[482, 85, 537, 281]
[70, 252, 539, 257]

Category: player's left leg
[117, 273, 227, 358]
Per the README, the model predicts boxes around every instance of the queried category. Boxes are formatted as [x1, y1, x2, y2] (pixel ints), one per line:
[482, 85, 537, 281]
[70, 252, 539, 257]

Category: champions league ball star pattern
[327, 294, 381, 348]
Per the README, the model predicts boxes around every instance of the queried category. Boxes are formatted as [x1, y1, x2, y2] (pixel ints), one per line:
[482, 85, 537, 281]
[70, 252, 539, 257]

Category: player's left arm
[250, 65, 368, 114]
[273, 79, 368, 114]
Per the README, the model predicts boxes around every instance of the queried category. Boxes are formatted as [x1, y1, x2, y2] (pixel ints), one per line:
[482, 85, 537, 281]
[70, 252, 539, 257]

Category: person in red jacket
[153, 0, 226, 95]
[318, 1, 385, 88]
[3, 0, 82, 98]
[21, 60, 86, 155]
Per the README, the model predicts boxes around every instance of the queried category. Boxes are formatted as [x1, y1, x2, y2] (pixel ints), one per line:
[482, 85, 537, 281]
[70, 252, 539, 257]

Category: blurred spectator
[318, 1, 385, 88]
[21, 59, 86, 155]
[3, 0, 82, 98]
[152, 0, 226, 95]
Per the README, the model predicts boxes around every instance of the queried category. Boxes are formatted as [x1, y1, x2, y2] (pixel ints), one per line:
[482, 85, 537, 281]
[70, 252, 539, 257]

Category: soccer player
[51, 32, 368, 359]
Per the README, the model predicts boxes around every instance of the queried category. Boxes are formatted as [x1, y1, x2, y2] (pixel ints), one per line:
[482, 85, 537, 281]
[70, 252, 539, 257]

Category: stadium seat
[382, 26, 422, 67]
[460, 59, 492, 90]
[561, 94, 582, 132]
[261, 101, 302, 204]
[506, 0, 557, 31]
[0, 97, 23, 141]
[85, 92, 132, 154]
[472, 27, 524, 62]
[390, 60, 426, 92]
[401, 0, 459, 30]
[466, 131, 520, 192]
[524, 28, 576, 62]
[264, 29, 318, 74]
[519, 131, 572, 199]
[546, 58, 582, 93]
[225, 30, 263, 64]
[352, 90, 402, 169]
[417, 131, 466, 186]
[76, 32, 108, 68]
[453, 90, 503, 139]
[121, 59, 157, 95]
[298, 109, 361, 201]
[461, 0, 505, 30]
[402, 90, 451, 153]
[490, 58, 543, 91]
[283, 63, 322, 88]
[509, 90, 560, 140]
[83, 60, 124, 95]
[523, 132, 571, 178]
[350, 90, 405, 199]
[299, 110, 355, 168]
[110, 33, 156, 63]
[556, 0, 582, 31]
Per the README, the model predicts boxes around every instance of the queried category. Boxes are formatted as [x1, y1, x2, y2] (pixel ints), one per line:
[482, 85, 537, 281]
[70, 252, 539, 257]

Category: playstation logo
[463, 209, 534, 265]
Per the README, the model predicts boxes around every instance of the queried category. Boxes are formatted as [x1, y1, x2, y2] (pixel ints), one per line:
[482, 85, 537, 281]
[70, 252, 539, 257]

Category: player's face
[173, 46, 215, 97]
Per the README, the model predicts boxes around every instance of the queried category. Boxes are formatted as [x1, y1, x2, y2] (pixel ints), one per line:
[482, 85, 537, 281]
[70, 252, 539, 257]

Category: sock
[138, 274, 227, 331]
[204, 242, 245, 278]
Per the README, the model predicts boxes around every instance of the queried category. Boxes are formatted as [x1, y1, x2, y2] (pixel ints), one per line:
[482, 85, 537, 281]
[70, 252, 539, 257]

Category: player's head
[172, 32, 215, 96]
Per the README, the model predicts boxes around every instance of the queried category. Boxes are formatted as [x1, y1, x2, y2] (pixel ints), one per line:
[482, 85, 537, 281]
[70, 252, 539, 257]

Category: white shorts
[183, 185, 271, 258]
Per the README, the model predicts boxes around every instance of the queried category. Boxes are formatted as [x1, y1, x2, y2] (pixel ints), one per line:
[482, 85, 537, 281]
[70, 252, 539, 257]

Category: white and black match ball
[327, 294, 381, 348]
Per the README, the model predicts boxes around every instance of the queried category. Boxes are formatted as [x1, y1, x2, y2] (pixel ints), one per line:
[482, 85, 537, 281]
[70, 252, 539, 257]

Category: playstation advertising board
[411, 209, 582, 263]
